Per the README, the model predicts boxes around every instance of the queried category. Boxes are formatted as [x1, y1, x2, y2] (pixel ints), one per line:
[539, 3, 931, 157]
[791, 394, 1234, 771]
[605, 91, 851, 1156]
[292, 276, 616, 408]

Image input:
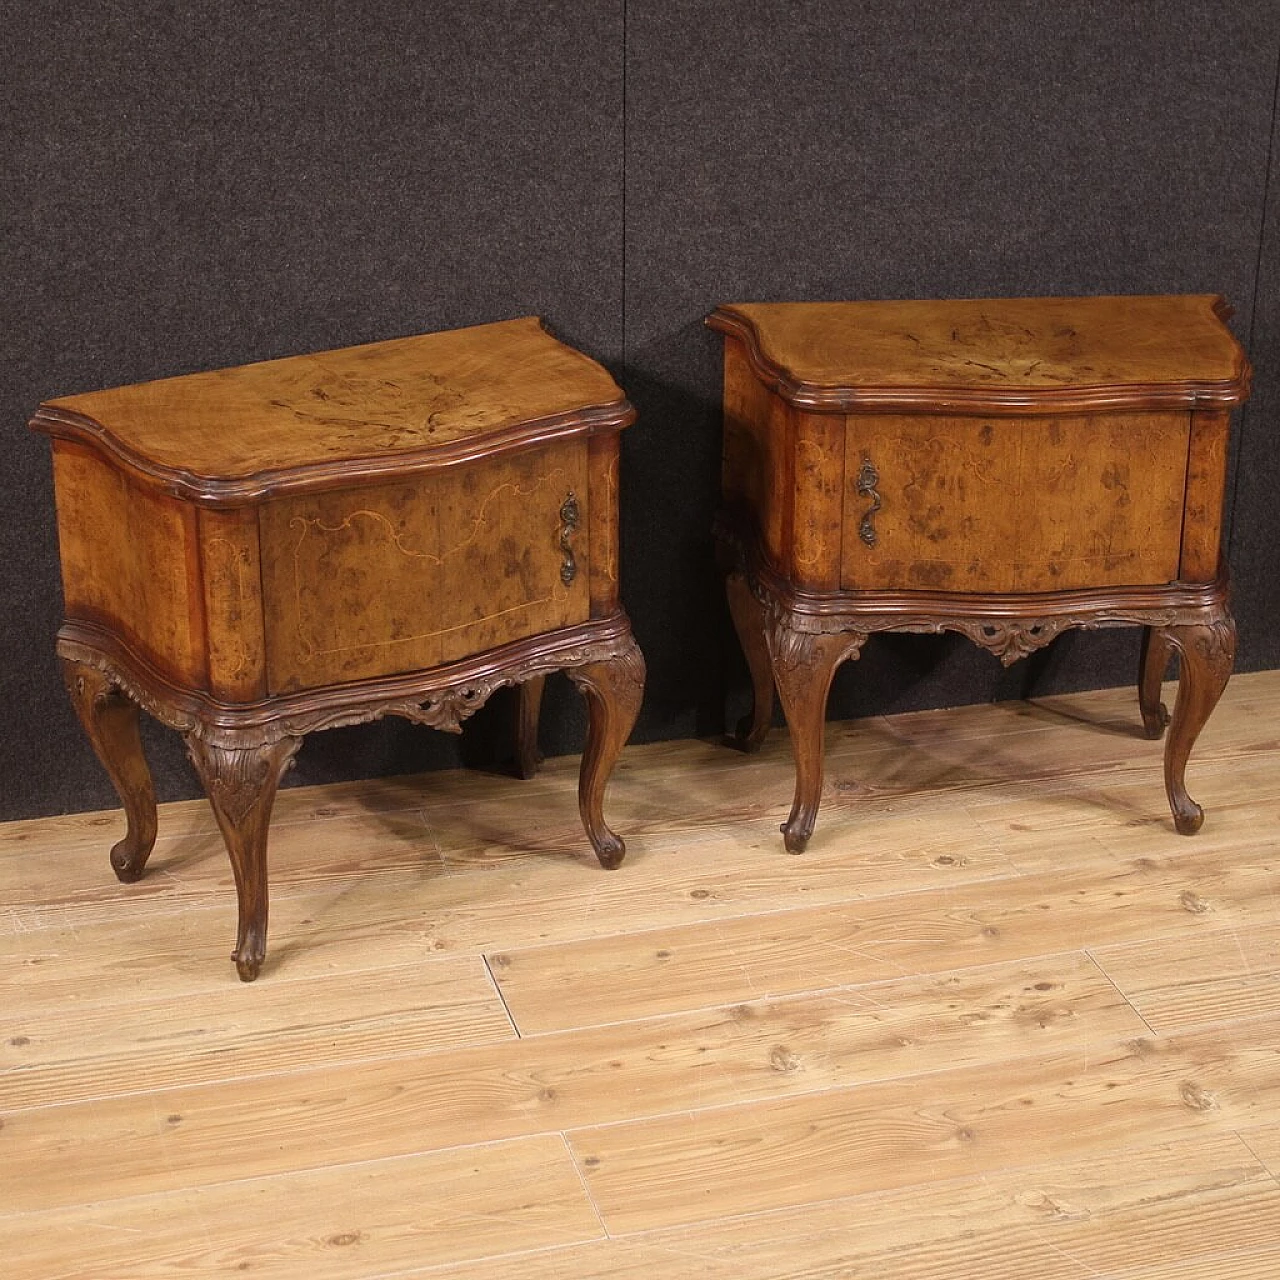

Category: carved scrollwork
[185, 737, 302, 827]
[274, 633, 634, 739]
[738, 594, 1231, 670]
[57, 643, 201, 735]
[1188, 618, 1236, 665]
[58, 619, 639, 748]
[762, 593, 866, 675]
[378, 682, 500, 735]
[954, 619, 1068, 665]
[564, 632, 646, 702]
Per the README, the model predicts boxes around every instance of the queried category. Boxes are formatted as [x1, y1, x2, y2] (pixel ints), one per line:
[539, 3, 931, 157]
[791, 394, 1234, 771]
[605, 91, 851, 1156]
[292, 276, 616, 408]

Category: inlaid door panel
[840, 412, 1190, 593]
[260, 441, 590, 693]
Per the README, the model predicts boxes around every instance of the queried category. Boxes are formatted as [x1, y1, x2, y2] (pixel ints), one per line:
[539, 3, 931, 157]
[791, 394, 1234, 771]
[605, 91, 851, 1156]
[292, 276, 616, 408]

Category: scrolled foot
[1172, 801, 1205, 837]
[61, 658, 159, 883]
[781, 814, 813, 855]
[110, 839, 149, 883]
[232, 889, 269, 981]
[591, 830, 626, 870]
[233, 942, 265, 983]
[1162, 617, 1234, 836]
[568, 634, 645, 869]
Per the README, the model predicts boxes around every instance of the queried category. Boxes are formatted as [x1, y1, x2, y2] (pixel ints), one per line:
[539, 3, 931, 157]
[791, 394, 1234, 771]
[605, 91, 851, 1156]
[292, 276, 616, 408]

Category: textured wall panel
[1229, 61, 1280, 673]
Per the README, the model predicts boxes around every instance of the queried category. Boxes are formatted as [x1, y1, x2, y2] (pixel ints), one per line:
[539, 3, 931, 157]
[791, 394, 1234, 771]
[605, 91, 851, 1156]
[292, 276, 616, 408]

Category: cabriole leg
[1162, 617, 1235, 835]
[1138, 625, 1173, 739]
[769, 623, 865, 854]
[725, 570, 775, 752]
[568, 637, 645, 869]
[514, 675, 545, 780]
[60, 658, 158, 883]
[185, 734, 301, 981]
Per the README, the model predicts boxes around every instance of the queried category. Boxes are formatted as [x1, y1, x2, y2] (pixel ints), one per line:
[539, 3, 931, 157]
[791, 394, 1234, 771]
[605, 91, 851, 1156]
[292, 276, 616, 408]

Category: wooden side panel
[791, 410, 844, 590]
[51, 442, 206, 687]
[198, 508, 267, 703]
[260, 442, 590, 693]
[721, 336, 790, 567]
[840, 411, 1190, 593]
[587, 431, 620, 616]
[1180, 408, 1232, 582]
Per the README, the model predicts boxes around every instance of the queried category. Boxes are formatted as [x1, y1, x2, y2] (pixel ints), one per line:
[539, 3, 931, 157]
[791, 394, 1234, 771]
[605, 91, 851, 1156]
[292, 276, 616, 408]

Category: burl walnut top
[31, 317, 631, 502]
[708, 295, 1250, 413]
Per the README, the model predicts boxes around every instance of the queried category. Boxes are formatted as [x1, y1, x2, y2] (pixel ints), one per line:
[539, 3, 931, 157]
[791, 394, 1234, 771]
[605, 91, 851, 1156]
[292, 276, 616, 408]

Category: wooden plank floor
[3, 670, 1280, 1278]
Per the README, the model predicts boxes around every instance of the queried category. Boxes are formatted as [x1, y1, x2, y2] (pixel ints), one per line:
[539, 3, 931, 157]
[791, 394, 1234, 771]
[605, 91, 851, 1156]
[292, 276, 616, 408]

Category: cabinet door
[260, 441, 589, 693]
[841, 412, 1190, 593]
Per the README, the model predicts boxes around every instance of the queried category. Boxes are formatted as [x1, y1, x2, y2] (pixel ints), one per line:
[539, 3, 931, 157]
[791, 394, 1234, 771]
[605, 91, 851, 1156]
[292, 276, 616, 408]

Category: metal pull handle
[856, 456, 881, 548]
[559, 491, 580, 585]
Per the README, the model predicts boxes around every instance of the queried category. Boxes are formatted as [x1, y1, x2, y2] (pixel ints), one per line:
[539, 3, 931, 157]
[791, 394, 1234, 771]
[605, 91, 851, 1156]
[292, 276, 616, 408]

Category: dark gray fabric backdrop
[3, 1, 1277, 821]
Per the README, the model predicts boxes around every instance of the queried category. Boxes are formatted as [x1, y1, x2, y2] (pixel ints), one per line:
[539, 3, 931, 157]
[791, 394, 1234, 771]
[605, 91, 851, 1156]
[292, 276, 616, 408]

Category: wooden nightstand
[708, 296, 1250, 853]
[32, 318, 644, 979]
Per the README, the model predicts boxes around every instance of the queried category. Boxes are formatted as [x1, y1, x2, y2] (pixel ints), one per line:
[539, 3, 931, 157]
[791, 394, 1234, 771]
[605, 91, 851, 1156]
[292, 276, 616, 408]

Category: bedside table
[707, 296, 1250, 852]
[32, 318, 644, 979]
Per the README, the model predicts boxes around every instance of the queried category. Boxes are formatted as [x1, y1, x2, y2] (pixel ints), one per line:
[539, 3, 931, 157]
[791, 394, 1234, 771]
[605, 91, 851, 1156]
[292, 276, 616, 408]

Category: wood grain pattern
[259, 441, 590, 691]
[198, 506, 268, 702]
[587, 432, 620, 616]
[567, 1015, 1280, 1233]
[0, 1136, 602, 1280]
[1180, 407, 1233, 580]
[0, 818, 1013, 1007]
[1239, 1119, 1280, 1176]
[0, 954, 1148, 1215]
[790, 409, 844, 588]
[419, 1134, 1280, 1279]
[52, 442, 207, 688]
[721, 334, 792, 568]
[35, 317, 629, 499]
[488, 850, 1277, 1033]
[0, 956, 513, 1109]
[841, 410, 1189, 592]
[709, 295, 1250, 410]
[2, 672, 1277, 1277]
[1092, 923, 1280, 1034]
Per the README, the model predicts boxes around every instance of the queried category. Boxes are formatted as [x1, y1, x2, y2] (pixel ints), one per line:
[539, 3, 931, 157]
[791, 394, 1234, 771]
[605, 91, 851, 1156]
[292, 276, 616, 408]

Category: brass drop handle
[559, 491, 580, 585]
[856, 456, 881, 548]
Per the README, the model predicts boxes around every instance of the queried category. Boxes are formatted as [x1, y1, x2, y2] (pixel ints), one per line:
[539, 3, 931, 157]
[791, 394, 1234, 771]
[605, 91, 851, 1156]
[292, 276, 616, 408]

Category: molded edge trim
[57, 611, 637, 744]
[706, 300, 1252, 414]
[31, 401, 636, 508]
